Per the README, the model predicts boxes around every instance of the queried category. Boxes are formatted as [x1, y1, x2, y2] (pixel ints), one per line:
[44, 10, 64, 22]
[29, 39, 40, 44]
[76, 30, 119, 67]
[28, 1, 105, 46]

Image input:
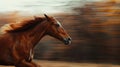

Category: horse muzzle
[63, 37, 72, 45]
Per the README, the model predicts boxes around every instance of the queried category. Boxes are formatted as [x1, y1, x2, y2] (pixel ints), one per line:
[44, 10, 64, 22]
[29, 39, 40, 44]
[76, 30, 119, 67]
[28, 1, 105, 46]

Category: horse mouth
[63, 38, 72, 45]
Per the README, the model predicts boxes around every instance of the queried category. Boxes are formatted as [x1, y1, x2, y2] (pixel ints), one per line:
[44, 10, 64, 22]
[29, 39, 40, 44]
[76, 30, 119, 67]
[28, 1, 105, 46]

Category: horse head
[44, 14, 72, 45]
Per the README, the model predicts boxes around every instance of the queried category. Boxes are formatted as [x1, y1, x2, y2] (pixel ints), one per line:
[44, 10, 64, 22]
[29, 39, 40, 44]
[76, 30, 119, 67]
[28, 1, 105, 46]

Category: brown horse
[0, 14, 71, 67]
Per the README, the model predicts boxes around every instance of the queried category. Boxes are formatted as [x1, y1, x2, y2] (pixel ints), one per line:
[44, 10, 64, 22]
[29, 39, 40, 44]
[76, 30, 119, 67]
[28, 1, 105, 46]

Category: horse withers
[0, 14, 71, 67]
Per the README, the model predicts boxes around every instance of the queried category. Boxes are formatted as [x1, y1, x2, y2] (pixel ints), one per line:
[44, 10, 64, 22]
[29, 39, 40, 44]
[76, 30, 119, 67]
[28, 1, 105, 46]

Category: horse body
[0, 34, 14, 65]
[0, 14, 71, 67]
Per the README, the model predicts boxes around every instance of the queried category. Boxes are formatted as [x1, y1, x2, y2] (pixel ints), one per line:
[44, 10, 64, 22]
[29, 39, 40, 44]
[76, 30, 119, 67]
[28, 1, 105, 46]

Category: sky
[0, 0, 104, 14]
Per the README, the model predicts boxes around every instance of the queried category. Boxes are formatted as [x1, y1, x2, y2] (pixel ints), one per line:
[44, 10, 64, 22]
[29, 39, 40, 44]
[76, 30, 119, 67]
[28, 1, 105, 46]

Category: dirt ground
[0, 60, 120, 67]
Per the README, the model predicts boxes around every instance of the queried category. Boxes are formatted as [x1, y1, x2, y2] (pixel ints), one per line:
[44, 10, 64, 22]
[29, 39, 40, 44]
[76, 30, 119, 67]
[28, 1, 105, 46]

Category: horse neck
[27, 21, 48, 48]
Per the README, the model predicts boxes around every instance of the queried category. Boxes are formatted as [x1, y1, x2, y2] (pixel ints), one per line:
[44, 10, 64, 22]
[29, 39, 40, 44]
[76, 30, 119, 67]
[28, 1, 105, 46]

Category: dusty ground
[0, 60, 120, 67]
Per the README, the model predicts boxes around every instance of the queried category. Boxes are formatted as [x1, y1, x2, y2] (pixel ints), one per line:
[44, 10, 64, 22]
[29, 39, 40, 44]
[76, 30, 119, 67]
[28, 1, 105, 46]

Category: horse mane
[0, 17, 45, 33]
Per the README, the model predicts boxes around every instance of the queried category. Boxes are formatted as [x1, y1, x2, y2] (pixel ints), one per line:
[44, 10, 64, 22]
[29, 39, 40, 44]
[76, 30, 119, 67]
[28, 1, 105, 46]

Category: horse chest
[24, 49, 34, 62]
[27, 49, 33, 61]
[19, 49, 33, 61]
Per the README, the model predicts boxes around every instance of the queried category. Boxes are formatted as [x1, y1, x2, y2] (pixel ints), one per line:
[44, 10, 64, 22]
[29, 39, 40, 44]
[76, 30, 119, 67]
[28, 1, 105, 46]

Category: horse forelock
[0, 17, 45, 33]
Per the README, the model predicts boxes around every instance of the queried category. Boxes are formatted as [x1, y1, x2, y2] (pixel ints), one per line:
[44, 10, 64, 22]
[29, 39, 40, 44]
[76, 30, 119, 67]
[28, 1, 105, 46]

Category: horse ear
[44, 14, 50, 20]
[34, 16, 38, 20]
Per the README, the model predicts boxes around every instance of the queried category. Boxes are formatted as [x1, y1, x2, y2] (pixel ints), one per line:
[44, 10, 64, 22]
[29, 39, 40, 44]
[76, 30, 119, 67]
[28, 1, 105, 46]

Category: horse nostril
[68, 38, 72, 41]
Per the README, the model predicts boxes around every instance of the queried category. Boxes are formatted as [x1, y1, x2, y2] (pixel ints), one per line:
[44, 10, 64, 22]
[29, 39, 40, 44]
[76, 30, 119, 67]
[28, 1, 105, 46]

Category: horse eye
[55, 24, 60, 27]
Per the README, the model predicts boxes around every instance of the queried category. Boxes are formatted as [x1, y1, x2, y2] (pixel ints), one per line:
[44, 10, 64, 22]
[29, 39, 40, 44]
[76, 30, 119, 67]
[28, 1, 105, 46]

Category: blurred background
[0, 0, 120, 66]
